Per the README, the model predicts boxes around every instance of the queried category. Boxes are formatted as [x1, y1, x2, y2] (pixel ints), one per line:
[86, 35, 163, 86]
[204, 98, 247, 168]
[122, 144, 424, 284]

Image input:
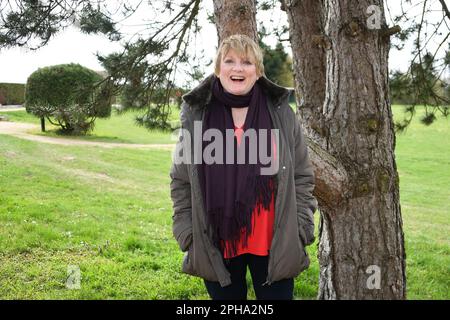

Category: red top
[222, 124, 276, 259]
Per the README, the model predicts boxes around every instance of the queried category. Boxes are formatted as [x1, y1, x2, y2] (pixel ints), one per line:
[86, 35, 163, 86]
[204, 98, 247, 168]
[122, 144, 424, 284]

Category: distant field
[0, 105, 448, 299]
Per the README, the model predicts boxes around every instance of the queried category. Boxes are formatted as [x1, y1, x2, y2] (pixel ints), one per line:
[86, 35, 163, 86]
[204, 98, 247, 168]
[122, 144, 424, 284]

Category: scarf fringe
[207, 176, 276, 258]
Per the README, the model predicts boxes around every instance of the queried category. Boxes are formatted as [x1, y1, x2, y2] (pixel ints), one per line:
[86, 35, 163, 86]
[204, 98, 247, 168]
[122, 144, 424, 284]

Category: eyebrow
[223, 56, 253, 62]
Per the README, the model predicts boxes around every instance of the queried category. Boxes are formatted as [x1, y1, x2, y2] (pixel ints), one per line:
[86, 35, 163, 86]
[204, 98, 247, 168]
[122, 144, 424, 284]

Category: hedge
[0, 83, 25, 105]
[25, 63, 113, 134]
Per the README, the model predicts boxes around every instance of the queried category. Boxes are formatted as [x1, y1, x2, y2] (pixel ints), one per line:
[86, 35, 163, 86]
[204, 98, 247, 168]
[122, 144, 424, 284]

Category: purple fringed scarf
[198, 76, 276, 257]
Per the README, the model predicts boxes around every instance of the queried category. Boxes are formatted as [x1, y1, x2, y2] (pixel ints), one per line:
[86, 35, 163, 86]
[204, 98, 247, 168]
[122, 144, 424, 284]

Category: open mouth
[230, 76, 245, 83]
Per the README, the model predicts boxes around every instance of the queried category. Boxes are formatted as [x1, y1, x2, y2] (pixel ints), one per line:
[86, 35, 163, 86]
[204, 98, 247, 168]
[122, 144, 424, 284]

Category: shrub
[25, 63, 113, 135]
[0, 83, 26, 105]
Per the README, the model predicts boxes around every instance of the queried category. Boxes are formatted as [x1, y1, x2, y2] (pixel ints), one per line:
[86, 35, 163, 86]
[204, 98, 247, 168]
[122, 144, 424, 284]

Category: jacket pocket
[298, 222, 315, 247]
[297, 228, 311, 272]
[182, 244, 195, 275]
[177, 227, 193, 252]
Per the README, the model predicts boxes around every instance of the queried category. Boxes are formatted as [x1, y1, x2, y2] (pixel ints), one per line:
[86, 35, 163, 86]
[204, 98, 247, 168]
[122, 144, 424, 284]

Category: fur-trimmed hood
[182, 74, 291, 109]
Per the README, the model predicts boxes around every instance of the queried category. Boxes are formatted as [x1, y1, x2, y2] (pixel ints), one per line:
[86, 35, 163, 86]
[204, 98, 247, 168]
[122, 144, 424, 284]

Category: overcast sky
[0, 2, 438, 85]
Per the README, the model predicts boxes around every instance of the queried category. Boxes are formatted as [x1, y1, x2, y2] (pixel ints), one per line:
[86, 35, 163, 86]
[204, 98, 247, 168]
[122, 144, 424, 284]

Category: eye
[224, 59, 234, 63]
[243, 60, 253, 65]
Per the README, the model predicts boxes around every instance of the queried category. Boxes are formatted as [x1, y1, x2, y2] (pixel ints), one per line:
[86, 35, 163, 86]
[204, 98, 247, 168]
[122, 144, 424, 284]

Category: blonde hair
[214, 34, 265, 77]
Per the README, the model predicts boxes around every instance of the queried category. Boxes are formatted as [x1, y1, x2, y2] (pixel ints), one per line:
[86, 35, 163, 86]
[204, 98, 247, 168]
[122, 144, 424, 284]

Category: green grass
[0, 105, 448, 299]
[0, 108, 180, 144]
[0, 138, 208, 299]
[0, 109, 38, 124]
[392, 106, 450, 299]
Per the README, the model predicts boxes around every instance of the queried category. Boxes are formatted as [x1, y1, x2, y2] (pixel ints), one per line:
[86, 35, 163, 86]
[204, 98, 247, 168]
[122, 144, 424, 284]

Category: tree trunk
[40, 117, 45, 132]
[285, 0, 406, 299]
[213, 0, 258, 44]
[283, 0, 327, 142]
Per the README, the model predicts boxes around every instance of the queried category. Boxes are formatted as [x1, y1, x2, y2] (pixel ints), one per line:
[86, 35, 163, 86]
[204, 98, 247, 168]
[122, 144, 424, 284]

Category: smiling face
[218, 49, 259, 96]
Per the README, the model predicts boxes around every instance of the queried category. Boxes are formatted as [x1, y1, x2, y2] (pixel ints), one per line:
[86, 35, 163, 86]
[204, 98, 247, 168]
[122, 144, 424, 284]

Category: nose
[232, 63, 244, 72]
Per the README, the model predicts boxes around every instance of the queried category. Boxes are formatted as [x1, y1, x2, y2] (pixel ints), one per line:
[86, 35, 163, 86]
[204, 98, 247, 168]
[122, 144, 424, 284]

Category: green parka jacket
[170, 74, 317, 287]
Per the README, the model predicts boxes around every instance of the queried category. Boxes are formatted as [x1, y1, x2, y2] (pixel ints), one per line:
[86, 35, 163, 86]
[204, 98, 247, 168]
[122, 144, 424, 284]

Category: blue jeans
[204, 254, 294, 300]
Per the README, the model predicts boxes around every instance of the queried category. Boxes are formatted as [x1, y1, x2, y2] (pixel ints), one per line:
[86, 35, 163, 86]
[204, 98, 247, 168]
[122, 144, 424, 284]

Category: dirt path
[0, 120, 175, 150]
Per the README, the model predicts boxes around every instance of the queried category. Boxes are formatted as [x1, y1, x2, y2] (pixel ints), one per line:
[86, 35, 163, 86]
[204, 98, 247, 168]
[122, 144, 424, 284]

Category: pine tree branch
[438, 0, 450, 21]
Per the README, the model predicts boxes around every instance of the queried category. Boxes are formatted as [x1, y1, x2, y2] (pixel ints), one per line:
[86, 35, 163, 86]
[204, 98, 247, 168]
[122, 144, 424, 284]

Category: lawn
[0, 105, 448, 299]
[0, 107, 180, 144]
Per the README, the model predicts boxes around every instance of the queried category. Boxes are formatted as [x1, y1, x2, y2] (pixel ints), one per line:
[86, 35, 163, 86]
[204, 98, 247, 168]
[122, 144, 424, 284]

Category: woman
[170, 34, 317, 300]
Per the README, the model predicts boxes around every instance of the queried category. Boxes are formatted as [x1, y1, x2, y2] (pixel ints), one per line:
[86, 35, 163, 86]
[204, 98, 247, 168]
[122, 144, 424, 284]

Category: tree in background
[259, 34, 294, 87]
[387, 0, 449, 130]
[390, 52, 450, 129]
[25, 63, 113, 135]
[0, 0, 196, 130]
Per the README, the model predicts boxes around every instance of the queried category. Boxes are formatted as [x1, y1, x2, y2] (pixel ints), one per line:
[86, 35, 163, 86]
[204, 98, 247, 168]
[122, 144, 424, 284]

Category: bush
[0, 83, 26, 105]
[25, 63, 113, 135]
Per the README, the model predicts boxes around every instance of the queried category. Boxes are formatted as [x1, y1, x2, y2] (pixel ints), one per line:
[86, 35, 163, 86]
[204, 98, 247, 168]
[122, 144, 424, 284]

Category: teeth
[231, 76, 245, 80]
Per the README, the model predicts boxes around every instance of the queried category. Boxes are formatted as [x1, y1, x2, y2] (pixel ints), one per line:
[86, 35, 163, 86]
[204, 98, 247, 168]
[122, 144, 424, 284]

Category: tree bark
[213, 0, 258, 44]
[283, 0, 327, 145]
[285, 0, 407, 299]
